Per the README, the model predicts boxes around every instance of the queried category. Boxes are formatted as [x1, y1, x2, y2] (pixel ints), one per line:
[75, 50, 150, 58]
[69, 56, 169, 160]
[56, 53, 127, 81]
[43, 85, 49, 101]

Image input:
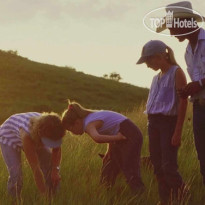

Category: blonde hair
[155, 46, 179, 66]
[166, 46, 179, 66]
[30, 112, 66, 144]
[62, 100, 94, 129]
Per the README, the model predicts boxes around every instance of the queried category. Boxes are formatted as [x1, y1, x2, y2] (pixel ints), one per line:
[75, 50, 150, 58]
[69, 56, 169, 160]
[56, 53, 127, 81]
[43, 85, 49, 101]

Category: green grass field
[0, 50, 205, 204]
[0, 103, 205, 205]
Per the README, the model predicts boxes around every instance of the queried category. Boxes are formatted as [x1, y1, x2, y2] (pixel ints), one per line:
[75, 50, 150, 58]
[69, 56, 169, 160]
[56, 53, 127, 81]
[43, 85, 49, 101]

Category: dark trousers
[193, 101, 205, 181]
[148, 114, 183, 203]
[100, 119, 144, 193]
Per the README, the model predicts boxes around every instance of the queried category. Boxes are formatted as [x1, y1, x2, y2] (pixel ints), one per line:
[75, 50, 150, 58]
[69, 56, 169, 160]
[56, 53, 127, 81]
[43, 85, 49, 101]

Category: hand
[183, 81, 202, 96]
[103, 152, 111, 164]
[171, 133, 181, 147]
[117, 132, 127, 140]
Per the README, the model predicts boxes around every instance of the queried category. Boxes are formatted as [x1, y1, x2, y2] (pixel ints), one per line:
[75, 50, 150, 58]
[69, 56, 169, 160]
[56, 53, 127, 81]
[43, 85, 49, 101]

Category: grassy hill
[1, 50, 205, 205]
[0, 50, 148, 123]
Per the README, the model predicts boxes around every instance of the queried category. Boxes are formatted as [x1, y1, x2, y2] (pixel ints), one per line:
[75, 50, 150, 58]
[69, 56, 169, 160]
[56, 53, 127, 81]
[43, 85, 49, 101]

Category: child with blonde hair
[0, 112, 66, 201]
[137, 40, 187, 204]
[62, 101, 144, 194]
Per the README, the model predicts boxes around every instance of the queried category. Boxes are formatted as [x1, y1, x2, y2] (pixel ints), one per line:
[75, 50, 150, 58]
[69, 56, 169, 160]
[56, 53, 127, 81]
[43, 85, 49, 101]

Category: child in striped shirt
[0, 112, 65, 201]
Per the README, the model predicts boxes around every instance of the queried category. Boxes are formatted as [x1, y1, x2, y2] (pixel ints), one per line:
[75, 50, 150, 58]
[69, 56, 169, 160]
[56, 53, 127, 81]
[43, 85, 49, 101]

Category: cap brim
[136, 56, 148, 64]
[41, 137, 62, 148]
[156, 13, 205, 33]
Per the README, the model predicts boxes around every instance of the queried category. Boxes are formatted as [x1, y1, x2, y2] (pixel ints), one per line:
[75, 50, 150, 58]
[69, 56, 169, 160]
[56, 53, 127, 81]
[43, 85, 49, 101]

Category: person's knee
[8, 165, 22, 182]
[136, 132, 143, 146]
[199, 159, 205, 174]
[161, 152, 178, 172]
[162, 161, 178, 175]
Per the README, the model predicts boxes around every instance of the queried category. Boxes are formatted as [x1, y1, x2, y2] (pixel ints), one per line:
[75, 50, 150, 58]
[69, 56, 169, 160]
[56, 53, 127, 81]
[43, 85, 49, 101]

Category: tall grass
[0, 102, 204, 205]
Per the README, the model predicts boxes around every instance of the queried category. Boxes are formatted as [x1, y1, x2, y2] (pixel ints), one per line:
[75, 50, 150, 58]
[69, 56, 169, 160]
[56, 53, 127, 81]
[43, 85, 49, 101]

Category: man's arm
[183, 79, 205, 96]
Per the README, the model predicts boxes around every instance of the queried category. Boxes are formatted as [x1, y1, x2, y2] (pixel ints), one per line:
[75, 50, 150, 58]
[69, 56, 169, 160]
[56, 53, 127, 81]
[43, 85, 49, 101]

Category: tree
[103, 72, 122, 82]
[103, 74, 108, 79]
[7, 50, 18, 55]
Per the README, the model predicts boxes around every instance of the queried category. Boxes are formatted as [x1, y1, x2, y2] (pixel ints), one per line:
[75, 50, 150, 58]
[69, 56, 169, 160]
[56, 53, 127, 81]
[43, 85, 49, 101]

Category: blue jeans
[148, 114, 183, 203]
[0, 143, 52, 199]
[193, 100, 205, 180]
[100, 119, 144, 193]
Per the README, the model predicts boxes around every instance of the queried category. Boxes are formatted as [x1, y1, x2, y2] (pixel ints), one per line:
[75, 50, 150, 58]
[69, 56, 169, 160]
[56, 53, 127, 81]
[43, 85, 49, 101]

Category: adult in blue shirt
[157, 1, 205, 185]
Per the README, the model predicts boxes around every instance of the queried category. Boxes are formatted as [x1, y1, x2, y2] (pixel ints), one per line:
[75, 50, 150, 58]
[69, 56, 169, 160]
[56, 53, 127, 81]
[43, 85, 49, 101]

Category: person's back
[0, 112, 41, 150]
[83, 110, 127, 135]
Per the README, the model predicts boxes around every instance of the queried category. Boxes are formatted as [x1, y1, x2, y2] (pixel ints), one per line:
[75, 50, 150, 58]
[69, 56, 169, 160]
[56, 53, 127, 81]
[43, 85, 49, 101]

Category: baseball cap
[136, 40, 167, 64]
[41, 137, 62, 148]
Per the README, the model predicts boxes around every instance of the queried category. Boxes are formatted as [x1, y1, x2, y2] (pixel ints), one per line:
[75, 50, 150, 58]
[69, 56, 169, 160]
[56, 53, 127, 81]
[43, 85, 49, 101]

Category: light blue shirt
[83, 111, 127, 135]
[185, 28, 205, 100]
[145, 65, 179, 116]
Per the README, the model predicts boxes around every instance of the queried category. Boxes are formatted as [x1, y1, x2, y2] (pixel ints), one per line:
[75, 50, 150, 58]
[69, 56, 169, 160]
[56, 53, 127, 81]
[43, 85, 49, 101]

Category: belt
[148, 114, 177, 119]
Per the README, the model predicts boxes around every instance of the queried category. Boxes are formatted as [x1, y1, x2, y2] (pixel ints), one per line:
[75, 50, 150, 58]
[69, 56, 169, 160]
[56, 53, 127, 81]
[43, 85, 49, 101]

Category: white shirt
[185, 28, 205, 100]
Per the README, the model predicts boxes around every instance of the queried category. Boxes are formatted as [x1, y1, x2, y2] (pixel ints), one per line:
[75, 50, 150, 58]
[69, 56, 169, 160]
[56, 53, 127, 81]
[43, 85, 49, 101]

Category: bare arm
[172, 68, 188, 146]
[51, 147, 61, 168]
[21, 129, 47, 194]
[51, 148, 61, 188]
[85, 121, 126, 143]
[102, 143, 112, 163]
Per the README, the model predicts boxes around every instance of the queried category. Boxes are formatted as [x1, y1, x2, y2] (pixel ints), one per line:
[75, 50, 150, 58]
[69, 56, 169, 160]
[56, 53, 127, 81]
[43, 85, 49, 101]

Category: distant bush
[7, 50, 18, 56]
[103, 72, 122, 82]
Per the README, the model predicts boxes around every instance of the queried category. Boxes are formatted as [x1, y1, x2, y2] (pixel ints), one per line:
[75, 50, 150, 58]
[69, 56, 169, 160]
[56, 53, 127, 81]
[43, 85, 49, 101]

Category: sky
[0, 0, 205, 88]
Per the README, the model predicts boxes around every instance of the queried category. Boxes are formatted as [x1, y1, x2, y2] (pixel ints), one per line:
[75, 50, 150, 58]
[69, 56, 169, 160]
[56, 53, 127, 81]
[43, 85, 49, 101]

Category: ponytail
[62, 100, 94, 129]
[166, 46, 179, 66]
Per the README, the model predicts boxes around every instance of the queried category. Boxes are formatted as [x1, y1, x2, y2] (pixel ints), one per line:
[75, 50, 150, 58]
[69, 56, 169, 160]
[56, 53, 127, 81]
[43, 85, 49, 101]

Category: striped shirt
[0, 112, 41, 151]
[83, 111, 127, 135]
[185, 28, 205, 100]
[145, 65, 179, 116]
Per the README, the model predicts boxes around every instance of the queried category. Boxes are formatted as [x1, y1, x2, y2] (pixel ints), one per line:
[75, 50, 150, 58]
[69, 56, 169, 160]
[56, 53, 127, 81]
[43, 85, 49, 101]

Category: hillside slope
[0, 50, 148, 123]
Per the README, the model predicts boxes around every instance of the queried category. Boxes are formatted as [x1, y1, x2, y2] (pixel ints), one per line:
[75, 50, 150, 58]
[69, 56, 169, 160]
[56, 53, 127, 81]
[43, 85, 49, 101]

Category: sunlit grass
[0, 103, 204, 204]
